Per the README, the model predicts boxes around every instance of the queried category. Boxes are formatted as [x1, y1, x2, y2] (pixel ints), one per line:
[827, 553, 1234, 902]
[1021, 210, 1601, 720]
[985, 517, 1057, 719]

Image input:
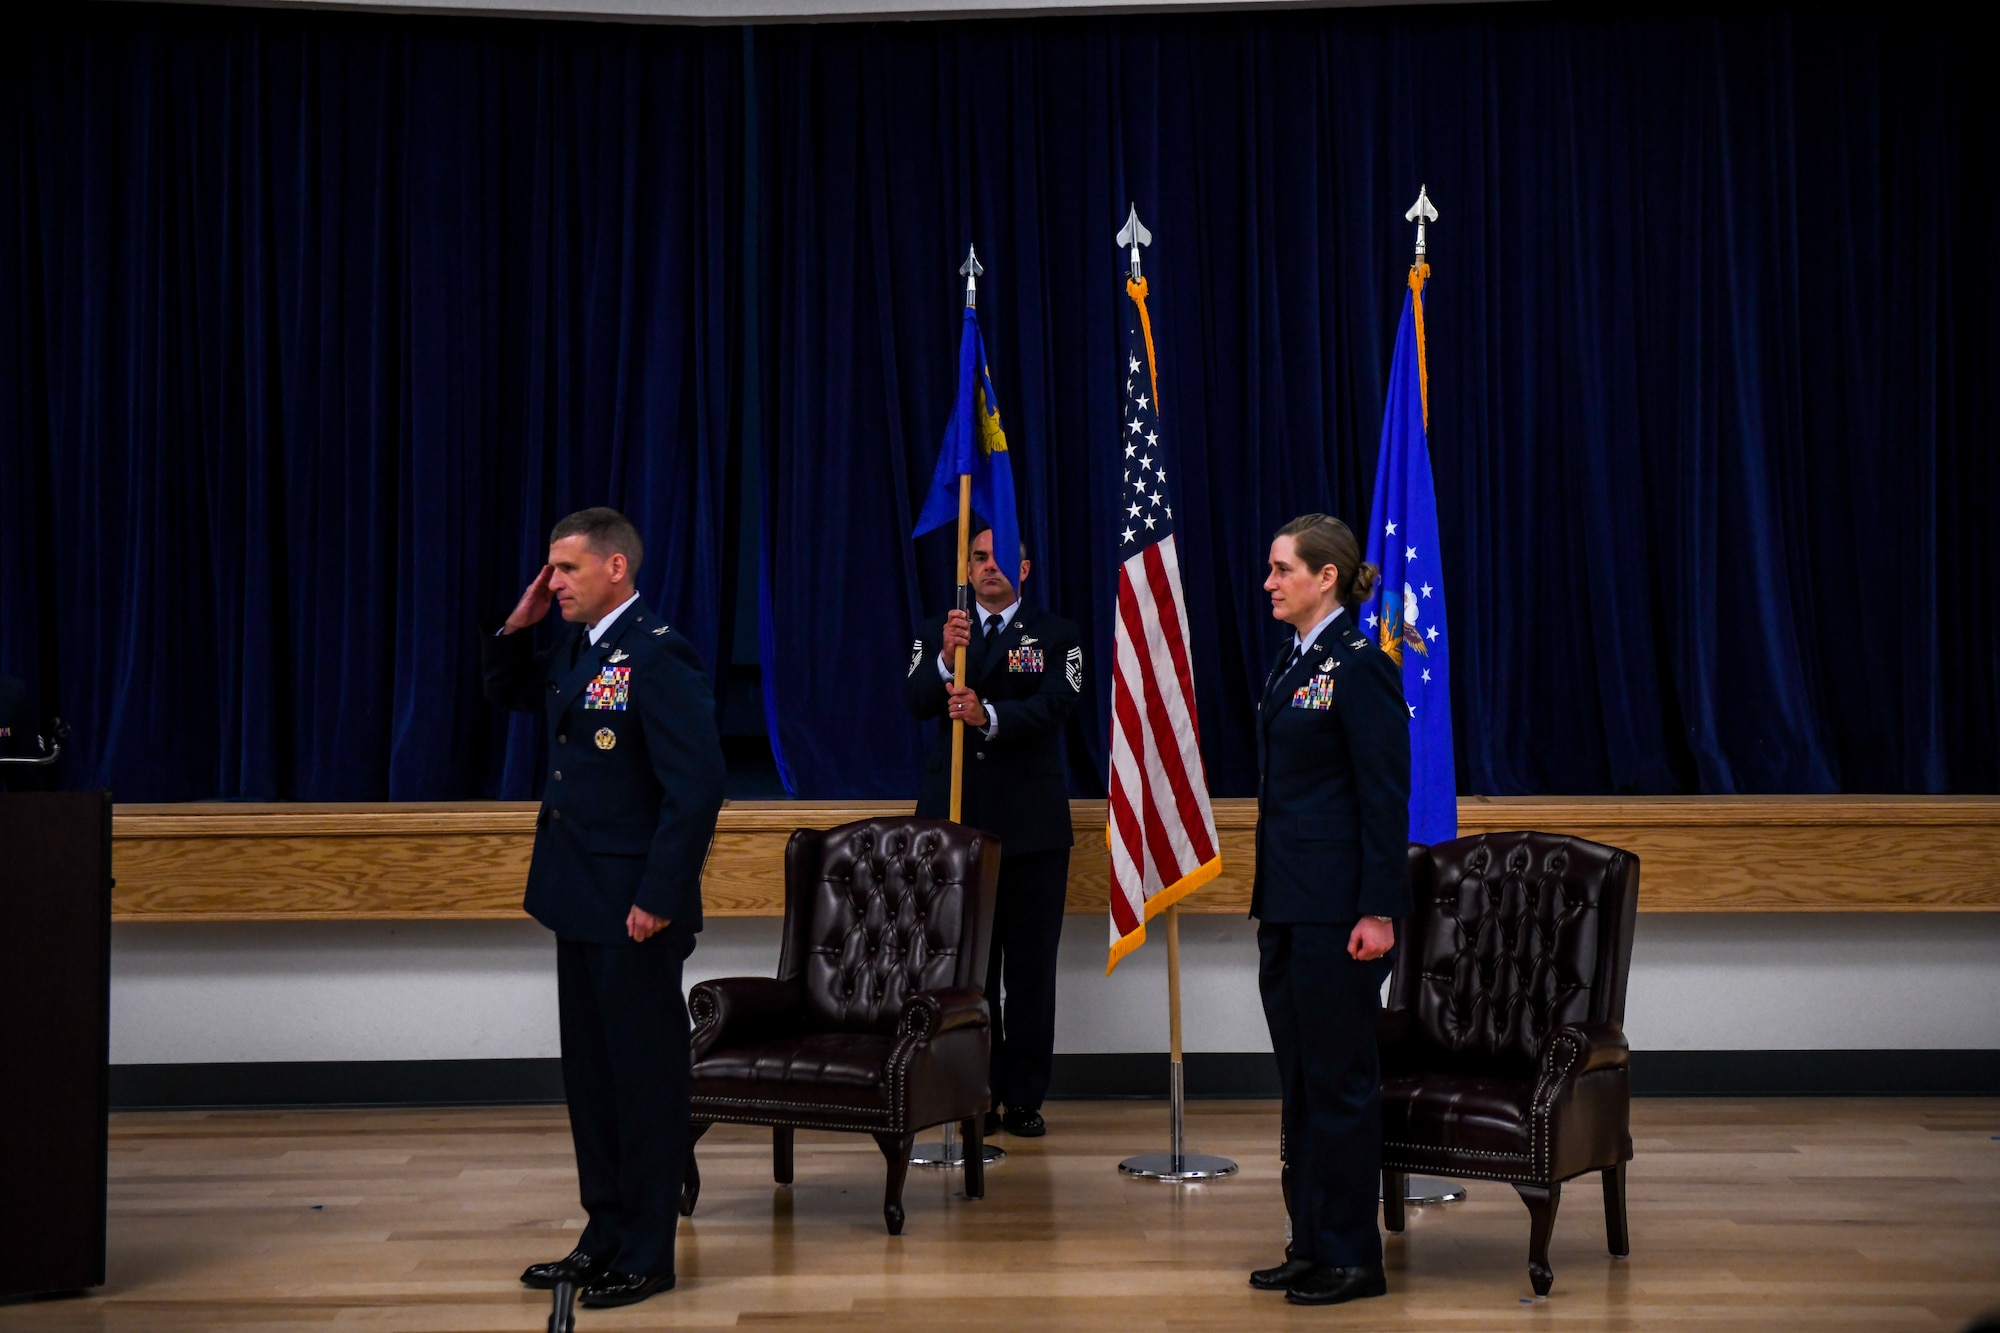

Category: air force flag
[1358, 263, 1456, 846]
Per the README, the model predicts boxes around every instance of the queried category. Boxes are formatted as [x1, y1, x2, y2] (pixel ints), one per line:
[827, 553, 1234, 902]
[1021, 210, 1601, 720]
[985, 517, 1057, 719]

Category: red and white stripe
[1107, 533, 1222, 971]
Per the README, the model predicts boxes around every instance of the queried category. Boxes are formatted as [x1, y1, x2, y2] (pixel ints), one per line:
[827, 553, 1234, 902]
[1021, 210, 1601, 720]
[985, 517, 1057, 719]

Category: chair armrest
[690, 976, 806, 1060]
[897, 986, 990, 1041]
[1536, 1022, 1629, 1089]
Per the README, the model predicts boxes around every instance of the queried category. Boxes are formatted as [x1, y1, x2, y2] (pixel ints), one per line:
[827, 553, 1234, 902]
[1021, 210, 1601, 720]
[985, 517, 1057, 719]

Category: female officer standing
[1246, 513, 1411, 1307]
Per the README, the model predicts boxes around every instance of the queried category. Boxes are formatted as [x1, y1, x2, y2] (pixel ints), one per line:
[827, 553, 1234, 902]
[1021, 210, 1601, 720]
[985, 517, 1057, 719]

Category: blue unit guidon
[585, 666, 631, 711]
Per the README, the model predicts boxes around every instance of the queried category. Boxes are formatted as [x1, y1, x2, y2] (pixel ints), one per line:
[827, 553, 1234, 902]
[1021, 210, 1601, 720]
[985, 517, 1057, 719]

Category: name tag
[1290, 674, 1335, 710]
[1008, 647, 1046, 674]
[585, 666, 631, 711]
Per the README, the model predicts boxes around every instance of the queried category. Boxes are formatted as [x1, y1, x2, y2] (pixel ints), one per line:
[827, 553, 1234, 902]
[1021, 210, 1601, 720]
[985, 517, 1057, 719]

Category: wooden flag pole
[914, 246, 1002, 1174]
[949, 470, 971, 823]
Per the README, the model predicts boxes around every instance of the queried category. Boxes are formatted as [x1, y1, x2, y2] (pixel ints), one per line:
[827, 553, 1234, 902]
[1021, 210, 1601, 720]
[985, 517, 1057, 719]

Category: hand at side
[627, 905, 670, 942]
[1348, 916, 1394, 961]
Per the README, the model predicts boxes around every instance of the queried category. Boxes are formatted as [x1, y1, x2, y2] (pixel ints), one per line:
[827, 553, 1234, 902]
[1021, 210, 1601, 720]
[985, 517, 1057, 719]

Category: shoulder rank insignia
[607, 649, 629, 663]
[651, 624, 670, 636]
[1348, 634, 1369, 651]
[1065, 645, 1084, 693]
[907, 638, 923, 677]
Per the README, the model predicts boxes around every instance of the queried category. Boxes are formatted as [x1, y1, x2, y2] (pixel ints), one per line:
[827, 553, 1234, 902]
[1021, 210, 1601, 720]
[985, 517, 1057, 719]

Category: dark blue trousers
[556, 930, 694, 1280]
[1257, 921, 1391, 1268]
[984, 847, 1070, 1114]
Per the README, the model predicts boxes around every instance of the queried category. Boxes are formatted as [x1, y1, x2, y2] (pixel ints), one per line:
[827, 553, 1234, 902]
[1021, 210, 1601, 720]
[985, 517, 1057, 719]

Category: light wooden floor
[6, 1099, 1998, 1331]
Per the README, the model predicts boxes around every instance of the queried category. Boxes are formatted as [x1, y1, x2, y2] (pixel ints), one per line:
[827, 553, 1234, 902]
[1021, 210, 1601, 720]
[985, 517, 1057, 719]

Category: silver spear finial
[1115, 204, 1153, 280]
[960, 244, 984, 309]
[1405, 185, 1438, 262]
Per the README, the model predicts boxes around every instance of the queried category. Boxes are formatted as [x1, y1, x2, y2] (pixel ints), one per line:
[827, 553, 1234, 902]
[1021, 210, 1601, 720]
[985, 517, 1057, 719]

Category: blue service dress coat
[1252, 611, 1412, 924]
[481, 598, 725, 943]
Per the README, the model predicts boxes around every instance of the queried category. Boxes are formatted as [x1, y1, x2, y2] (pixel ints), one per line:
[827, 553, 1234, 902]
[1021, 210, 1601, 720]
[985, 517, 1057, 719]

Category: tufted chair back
[1388, 831, 1639, 1079]
[777, 817, 1000, 1034]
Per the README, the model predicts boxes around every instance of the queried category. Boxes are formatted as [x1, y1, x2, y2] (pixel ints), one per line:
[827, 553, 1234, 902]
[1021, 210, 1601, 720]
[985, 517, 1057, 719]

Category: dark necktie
[1267, 643, 1302, 700]
[969, 613, 998, 673]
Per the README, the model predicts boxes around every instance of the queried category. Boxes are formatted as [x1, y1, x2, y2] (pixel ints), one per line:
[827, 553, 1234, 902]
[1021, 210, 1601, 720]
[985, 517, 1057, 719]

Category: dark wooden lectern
[0, 792, 112, 1298]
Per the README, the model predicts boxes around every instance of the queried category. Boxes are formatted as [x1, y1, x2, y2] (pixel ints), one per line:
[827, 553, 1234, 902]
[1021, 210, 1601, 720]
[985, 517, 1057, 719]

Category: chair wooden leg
[773, 1126, 795, 1186]
[873, 1132, 916, 1235]
[960, 1117, 986, 1200]
[681, 1120, 712, 1217]
[1513, 1181, 1562, 1296]
[1602, 1163, 1630, 1257]
[1382, 1168, 1407, 1233]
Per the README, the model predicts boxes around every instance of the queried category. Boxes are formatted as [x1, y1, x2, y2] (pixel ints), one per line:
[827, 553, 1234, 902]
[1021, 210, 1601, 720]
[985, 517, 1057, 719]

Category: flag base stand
[1118, 1151, 1238, 1182]
[1116, 1054, 1236, 1183]
[1390, 1176, 1466, 1205]
[911, 1122, 1006, 1169]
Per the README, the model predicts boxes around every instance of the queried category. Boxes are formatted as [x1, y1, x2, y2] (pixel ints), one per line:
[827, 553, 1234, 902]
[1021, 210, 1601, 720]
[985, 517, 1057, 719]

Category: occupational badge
[584, 665, 631, 711]
[594, 727, 617, 751]
[1008, 647, 1046, 674]
[1291, 674, 1336, 710]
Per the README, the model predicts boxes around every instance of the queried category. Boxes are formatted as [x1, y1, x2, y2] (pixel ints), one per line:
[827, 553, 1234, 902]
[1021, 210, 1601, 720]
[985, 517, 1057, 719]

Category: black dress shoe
[1249, 1258, 1316, 1291]
[1284, 1263, 1387, 1306]
[1001, 1107, 1047, 1137]
[520, 1247, 606, 1290]
[580, 1271, 676, 1308]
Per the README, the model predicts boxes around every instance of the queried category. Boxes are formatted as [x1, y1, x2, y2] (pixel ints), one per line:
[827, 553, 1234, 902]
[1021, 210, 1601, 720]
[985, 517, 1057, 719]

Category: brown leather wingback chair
[682, 817, 1001, 1235]
[1379, 832, 1640, 1296]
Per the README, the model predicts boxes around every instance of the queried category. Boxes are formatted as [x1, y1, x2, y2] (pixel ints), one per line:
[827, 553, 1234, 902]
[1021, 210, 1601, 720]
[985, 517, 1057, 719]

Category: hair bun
[1351, 562, 1381, 602]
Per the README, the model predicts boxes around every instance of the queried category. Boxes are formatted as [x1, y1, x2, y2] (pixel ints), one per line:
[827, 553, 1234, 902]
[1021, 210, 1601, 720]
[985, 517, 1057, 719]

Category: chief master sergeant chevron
[481, 507, 724, 1311]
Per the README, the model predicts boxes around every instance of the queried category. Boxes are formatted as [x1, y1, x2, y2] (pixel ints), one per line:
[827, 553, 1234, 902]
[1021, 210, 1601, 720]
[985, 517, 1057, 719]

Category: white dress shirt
[587, 592, 641, 645]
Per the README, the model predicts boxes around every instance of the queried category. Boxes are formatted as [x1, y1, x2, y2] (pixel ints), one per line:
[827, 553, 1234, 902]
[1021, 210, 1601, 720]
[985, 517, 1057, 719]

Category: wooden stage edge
[107, 795, 2000, 922]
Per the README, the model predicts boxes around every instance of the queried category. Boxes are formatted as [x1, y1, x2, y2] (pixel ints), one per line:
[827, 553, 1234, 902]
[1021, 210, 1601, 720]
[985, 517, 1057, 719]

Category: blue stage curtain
[6, 5, 1994, 803]
[1, 6, 742, 800]
[752, 7, 1998, 799]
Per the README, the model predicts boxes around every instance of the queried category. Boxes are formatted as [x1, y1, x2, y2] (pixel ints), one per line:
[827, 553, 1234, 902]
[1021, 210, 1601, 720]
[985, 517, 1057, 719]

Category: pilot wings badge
[607, 649, 629, 663]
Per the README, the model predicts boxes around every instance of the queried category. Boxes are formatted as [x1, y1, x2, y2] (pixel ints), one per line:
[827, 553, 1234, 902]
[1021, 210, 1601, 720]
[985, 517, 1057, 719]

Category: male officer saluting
[483, 508, 724, 1309]
[906, 523, 1083, 1137]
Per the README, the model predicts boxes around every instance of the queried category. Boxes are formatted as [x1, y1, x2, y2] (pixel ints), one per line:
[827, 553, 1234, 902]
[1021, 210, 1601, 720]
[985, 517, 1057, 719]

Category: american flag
[1106, 274, 1222, 972]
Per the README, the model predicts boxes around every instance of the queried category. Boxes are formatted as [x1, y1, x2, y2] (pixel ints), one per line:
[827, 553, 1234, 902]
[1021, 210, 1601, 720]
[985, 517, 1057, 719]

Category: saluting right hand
[503, 564, 556, 634]
[938, 608, 973, 672]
